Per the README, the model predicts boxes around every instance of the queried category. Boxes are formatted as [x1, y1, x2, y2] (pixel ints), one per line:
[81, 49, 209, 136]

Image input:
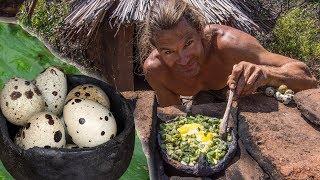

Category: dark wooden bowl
[0, 75, 135, 180]
[157, 116, 238, 177]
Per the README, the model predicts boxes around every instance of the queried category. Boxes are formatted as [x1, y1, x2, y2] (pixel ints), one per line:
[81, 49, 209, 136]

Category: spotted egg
[278, 85, 288, 94]
[283, 94, 294, 105]
[60, 116, 72, 143]
[65, 84, 110, 109]
[284, 89, 294, 95]
[34, 67, 67, 116]
[63, 98, 117, 148]
[265, 87, 275, 97]
[0, 77, 45, 126]
[275, 91, 284, 102]
[18, 112, 66, 149]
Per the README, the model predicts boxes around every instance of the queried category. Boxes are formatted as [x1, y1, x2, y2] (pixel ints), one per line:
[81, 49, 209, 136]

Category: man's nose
[176, 52, 190, 66]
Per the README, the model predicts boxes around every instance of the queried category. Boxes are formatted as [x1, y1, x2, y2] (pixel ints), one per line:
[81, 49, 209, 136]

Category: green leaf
[0, 162, 13, 180]
[120, 133, 149, 180]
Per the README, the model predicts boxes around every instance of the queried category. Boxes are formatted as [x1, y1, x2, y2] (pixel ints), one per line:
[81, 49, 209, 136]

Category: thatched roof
[59, 0, 272, 48]
[110, 0, 261, 32]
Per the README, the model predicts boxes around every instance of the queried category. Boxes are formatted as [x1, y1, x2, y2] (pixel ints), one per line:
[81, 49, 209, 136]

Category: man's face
[154, 18, 205, 78]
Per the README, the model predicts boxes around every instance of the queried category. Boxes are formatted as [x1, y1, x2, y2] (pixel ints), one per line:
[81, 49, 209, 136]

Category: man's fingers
[242, 65, 255, 91]
[228, 63, 244, 90]
[232, 64, 244, 81]
[242, 73, 261, 96]
[236, 73, 246, 96]
[227, 75, 236, 90]
[251, 74, 265, 92]
[242, 69, 260, 94]
[247, 70, 260, 85]
[244, 65, 255, 82]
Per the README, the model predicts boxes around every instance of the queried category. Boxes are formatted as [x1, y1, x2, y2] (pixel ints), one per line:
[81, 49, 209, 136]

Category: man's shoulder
[204, 24, 250, 37]
[143, 50, 167, 81]
[204, 24, 260, 50]
[203, 24, 236, 50]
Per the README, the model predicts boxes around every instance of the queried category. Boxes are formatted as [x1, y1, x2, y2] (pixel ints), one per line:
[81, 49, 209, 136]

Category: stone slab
[239, 93, 320, 179]
[294, 88, 320, 127]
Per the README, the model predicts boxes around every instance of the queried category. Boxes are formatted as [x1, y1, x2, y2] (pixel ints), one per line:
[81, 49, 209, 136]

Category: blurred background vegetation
[258, 0, 320, 81]
[18, 0, 69, 45]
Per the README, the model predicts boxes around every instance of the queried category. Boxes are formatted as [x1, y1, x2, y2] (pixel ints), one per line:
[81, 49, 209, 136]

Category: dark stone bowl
[157, 117, 238, 177]
[0, 75, 135, 180]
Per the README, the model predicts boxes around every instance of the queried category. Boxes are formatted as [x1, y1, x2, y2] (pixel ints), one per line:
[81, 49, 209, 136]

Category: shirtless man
[140, 0, 317, 107]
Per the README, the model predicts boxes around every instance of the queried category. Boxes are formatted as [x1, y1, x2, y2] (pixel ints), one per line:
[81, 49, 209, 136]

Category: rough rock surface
[225, 140, 268, 180]
[122, 90, 159, 179]
[294, 88, 320, 127]
[122, 91, 156, 143]
[157, 105, 187, 122]
[238, 93, 320, 179]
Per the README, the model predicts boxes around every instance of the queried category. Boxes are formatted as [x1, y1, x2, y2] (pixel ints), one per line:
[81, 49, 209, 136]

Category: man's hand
[227, 61, 269, 98]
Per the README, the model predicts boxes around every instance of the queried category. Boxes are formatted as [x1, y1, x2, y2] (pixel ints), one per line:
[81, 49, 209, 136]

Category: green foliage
[0, 22, 80, 89]
[269, 4, 320, 61]
[120, 133, 149, 180]
[0, 161, 13, 180]
[18, 0, 69, 44]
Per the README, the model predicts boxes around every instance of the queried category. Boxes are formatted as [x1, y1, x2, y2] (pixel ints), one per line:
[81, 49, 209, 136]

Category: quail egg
[65, 84, 110, 109]
[265, 87, 275, 97]
[34, 67, 67, 116]
[0, 77, 45, 125]
[18, 112, 66, 149]
[278, 85, 288, 94]
[63, 98, 117, 148]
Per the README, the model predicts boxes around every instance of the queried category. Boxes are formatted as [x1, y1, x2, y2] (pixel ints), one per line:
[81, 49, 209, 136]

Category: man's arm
[217, 25, 317, 95]
[258, 52, 317, 91]
[143, 53, 181, 107]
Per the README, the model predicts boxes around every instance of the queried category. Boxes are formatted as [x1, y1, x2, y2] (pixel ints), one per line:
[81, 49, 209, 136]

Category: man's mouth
[182, 61, 197, 72]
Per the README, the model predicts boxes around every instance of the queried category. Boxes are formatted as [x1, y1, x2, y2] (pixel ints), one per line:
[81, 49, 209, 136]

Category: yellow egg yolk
[177, 123, 215, 144]
[177, 123, 202, 135]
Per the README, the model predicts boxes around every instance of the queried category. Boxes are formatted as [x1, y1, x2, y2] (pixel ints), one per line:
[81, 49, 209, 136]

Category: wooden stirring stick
[219, 89, 235, 141]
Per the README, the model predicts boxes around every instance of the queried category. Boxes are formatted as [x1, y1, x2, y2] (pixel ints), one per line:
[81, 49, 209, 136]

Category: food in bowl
[0, 74, 134, 179]
[0, 66, 117, 150]
[159, 115, 231, 166]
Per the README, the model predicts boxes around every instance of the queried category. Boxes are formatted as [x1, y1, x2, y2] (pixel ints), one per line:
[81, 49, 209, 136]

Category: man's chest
[164, 62, 232, 96]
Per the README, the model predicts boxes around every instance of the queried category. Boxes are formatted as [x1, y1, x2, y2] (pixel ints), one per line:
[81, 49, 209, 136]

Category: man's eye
[164, 50, 172, 55]
[185, 40, 193, 47]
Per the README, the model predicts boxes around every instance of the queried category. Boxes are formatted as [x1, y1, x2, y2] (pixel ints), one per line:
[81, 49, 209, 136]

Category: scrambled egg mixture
[160, 115, 229, 166]
[178, 123, 217, 153]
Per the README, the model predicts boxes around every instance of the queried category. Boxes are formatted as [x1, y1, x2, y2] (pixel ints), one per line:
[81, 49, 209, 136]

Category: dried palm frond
[57, 0, 276, 51]
[58, 0, 115, 47]
[185, 0, 261, 34]
[109, 0, 263, 34]
[109, 0, 153, 28]
[230, 0, 277, 32]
